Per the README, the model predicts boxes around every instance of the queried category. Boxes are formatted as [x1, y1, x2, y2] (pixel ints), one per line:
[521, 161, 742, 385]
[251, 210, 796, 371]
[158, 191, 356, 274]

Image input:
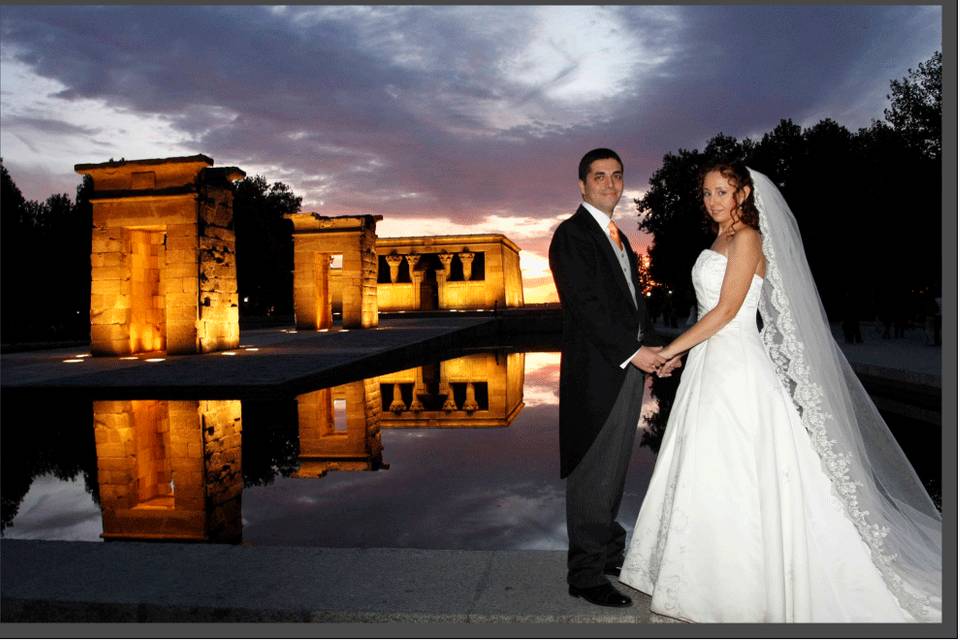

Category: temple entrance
[131, 400, 174, 509]
[420, 268, 439, 311]
[415, 254, 442, 311]
[128, 229, 166, 353]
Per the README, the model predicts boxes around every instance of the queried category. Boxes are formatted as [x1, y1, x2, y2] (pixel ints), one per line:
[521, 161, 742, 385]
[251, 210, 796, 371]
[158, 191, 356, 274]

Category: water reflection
[294, 380, 385, 478]
[378, 352, 524, 428]
[2, 350, 531, 544]
[92, 400, 242, 543]
[3, 348, 937, 546]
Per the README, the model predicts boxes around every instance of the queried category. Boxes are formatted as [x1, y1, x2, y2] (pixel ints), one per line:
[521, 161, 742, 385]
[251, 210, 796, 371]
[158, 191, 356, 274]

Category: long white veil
[750, 168, 941, 622]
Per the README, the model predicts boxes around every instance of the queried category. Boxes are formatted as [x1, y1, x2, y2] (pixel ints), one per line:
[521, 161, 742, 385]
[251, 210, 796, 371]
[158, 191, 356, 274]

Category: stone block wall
[92, 399, 242, 542]
[196, 178, 240, 353]
[200, 400, 243, 543]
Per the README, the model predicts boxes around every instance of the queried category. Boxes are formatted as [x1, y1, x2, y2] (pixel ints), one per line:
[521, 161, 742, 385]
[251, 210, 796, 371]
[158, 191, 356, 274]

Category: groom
[549, 148, 670, 608]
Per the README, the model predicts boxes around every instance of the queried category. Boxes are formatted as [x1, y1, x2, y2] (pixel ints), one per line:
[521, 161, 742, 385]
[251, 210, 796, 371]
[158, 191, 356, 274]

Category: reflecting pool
[1, 349, 938, 548]
[0, 351, 658, 549]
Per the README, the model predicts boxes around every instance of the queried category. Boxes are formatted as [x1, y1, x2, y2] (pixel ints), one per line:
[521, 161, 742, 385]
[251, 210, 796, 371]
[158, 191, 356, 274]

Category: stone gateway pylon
[75, 155, 245, 356]
[284, 213, 381, 330]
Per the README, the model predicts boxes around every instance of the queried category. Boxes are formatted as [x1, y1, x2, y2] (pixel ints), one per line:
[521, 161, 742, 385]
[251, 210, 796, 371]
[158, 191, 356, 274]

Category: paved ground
[0, 540, 683, 624]
[0, 317, 502, 399]
[0, 315, 944, 625]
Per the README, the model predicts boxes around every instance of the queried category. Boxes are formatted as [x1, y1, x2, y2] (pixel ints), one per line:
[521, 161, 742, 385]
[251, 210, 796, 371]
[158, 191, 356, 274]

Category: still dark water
[0, 351, 658, 549]
[0, 349, 939, 548]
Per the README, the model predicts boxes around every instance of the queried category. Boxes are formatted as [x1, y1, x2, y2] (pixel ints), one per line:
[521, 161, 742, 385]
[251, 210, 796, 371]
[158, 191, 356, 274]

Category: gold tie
[608, 220, 623, 251]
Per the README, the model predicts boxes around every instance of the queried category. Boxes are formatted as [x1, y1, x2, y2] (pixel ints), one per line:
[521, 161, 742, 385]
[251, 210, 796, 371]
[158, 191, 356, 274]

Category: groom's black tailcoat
[549, 206, 657, 479]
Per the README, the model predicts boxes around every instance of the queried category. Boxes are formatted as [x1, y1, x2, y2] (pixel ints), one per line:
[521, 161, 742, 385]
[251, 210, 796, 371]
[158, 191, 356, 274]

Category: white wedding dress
[619, 249, 920, 622]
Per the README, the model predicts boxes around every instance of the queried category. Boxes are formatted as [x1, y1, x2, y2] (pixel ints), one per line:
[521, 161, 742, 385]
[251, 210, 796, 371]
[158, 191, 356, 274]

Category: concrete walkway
[0, 317, 500, 400]
[0, 540, 678, 624]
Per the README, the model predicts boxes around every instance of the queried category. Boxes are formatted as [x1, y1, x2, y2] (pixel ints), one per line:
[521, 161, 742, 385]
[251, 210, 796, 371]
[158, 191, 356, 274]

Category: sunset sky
[0, 5, 942, 302]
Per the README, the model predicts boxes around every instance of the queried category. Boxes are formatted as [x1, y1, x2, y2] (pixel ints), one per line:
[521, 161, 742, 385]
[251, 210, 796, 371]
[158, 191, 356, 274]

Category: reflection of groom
[549, 148, 670, 608]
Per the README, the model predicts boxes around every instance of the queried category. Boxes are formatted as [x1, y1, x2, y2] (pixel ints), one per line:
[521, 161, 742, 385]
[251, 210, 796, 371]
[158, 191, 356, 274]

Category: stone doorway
[128, 229, 166, 353]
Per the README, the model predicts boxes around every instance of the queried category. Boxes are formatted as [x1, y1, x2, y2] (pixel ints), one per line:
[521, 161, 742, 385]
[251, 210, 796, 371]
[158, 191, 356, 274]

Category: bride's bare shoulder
[730, 226, 762, 251]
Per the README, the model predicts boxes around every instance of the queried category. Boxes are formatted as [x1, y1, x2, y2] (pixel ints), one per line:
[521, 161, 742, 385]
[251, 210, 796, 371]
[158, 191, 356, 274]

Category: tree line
[636, 51, 942, 329]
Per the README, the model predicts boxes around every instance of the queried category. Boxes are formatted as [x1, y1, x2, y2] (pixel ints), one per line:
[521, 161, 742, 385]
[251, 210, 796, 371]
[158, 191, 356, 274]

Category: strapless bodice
[692, 249, 764, 334]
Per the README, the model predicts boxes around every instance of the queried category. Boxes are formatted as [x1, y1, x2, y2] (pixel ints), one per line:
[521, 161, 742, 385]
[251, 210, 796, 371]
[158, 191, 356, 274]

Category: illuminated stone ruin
[293, 378, 384, 477]
[326, 234, 523, 314]
[284, 214, 382, 330]
[377, 352, 525, 428]
[75, 155, 245, 356]
[93, 399, 243, 543]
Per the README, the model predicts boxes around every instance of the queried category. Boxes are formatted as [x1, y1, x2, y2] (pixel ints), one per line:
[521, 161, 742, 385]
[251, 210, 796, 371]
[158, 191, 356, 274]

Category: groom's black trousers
[566, 366, 646, 588]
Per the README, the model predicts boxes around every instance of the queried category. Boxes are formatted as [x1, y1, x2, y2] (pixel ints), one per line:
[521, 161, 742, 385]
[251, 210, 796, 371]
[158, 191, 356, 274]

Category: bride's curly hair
[700, 162, 760, 234]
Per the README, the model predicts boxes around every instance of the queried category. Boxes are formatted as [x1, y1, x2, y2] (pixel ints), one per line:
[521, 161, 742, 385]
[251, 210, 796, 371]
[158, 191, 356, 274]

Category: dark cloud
[1, 115, 99, 136]
[0, 5, 941, 234]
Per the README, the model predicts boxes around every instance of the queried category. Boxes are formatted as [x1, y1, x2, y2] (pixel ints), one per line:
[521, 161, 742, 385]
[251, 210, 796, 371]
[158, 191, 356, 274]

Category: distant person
[878, 294, 894, 339]
[549, 148, 675, 608]
[618, 163, 941, 622]
[893, 288, 908, 339]
[841, 287, 863, 344]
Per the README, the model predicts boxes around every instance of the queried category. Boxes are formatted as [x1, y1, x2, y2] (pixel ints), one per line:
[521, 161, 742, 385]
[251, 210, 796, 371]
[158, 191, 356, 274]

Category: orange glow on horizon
[522, 278, 559, 304]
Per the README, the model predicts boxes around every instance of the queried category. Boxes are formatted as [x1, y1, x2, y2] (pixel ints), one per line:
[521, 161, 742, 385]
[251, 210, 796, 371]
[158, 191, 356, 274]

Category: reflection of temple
[293, 379, 384, 477]
[377, 352, 525, 428]
[76, 155, 245, 356]
[92, 400, 242, 542]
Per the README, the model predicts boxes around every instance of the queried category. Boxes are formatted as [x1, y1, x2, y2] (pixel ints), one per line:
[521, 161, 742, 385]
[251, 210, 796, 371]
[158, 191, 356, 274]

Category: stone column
[463, 382, 479, 413]
[385, 254, 403, 283]
[435, 268, 447, 309]
[459, 252, 475, 281]
[389, 383, 406, 414]
[437, 252, 453, 279]
[406, 255, 422, 309]
[440, 381, 457, 412]
[404, 255, 420, 277]
[314, 254, 333, 330]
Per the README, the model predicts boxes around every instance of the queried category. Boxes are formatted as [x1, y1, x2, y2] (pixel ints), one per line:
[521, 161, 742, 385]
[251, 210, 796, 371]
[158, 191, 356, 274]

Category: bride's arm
[659, 229, 763, 361]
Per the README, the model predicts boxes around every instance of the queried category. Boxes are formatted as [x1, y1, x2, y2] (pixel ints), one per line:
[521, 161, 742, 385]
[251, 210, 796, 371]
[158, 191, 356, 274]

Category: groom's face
[579, 158, 624, 216]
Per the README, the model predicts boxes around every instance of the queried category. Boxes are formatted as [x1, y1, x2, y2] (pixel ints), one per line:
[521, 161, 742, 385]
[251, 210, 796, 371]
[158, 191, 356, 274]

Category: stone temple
[76, 155, 245, 356]
[77, 154, 525, 353]
[286, 212, 524, 331]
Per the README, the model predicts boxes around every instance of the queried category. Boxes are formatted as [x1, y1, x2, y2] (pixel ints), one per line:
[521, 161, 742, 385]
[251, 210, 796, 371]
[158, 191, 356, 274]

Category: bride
[618, 163, 942, 623]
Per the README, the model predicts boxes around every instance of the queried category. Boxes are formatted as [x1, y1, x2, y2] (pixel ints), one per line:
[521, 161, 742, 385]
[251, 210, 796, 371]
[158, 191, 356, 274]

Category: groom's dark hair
[578, 148, 623, 181]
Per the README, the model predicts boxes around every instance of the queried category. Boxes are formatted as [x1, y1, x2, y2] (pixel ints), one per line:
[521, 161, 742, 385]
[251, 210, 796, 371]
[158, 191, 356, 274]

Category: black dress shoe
[568, 583, 632, 608]
[603, 560, 623, 577]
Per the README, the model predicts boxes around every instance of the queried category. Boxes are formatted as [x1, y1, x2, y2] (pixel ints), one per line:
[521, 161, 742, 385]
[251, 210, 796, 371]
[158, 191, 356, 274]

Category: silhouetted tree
[885, 51, 942, 160]
[1, 161, 32, 342]
[233, 176, 301, 319]
[1, 163, 91, 343]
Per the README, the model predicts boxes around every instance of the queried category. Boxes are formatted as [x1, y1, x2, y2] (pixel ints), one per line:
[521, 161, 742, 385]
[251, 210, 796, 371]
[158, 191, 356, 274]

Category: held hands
[630, 346, 667, 374]
[656, 354, 684, 378]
